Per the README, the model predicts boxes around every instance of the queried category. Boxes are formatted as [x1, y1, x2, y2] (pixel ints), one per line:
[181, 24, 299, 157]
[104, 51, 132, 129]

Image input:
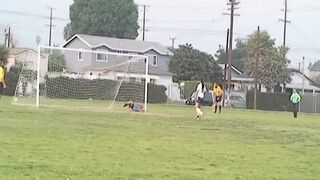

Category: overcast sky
[0, 0, 319, 68]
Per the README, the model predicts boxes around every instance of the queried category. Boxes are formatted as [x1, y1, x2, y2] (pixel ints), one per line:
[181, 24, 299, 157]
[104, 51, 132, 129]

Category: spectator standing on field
[195, 80, 207, 120]
[213, 83, 223, 113]
[290, 89, 301, 118]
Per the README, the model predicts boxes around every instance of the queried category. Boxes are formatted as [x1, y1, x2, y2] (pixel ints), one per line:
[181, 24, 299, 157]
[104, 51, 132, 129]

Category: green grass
[1, 96, 320, 179]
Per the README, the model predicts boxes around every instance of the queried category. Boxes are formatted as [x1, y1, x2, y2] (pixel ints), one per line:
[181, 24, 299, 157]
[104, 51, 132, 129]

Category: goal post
[14, 46, 149, 112]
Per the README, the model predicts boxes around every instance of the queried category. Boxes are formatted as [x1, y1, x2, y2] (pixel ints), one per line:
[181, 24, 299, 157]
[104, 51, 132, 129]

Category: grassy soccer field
[1, 97, 320, 179]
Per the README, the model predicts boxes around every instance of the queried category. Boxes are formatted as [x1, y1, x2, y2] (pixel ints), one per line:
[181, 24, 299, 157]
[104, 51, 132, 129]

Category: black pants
[0, 82, 3, 96]
[292, 103, 299, 118]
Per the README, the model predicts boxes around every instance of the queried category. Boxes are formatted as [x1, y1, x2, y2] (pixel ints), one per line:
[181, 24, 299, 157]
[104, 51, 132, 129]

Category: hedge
[246, 91, 292, 111]
[44, 77, 167, 103]
[183, 81, 199, 98]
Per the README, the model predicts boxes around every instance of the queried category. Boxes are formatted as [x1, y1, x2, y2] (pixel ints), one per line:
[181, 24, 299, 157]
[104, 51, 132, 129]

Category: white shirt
[196, 83, 206, 98]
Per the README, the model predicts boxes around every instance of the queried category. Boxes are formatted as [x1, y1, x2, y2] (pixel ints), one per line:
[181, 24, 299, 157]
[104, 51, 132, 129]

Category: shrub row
[246, 91, 292, 111]
[44, 77, 167, 103]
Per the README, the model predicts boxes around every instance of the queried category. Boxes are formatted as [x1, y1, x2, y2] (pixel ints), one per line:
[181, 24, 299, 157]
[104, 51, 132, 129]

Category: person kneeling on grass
[123, 100, 144, 112]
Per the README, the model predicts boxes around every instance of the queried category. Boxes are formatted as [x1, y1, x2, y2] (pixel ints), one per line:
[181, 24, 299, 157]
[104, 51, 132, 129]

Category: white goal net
[12, 46, 149, 112]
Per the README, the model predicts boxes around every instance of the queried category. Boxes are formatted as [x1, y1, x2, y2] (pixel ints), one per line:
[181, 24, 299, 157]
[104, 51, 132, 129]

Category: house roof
[7, 48, 34, 56]
[288, 68, 318, 86]
[218, 64, 243, 75]
[84, 60, 175, 76]
[63, 34, 173, 56]
[285, 83, 320, 91]
[7, 48, 46, 58]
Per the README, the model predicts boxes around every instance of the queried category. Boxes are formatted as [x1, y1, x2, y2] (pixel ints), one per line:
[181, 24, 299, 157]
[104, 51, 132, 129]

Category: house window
[130, 77, 136, 83]
[152, 55, 157, 66]
[141, 78, 146, 84]
[96, 49, 109, 62]
[98, 73, 102, 77]
[117, 77, 123, 81]
[78, 52, 83, 61]
[90, 72, 93, 76]
[147, 55, 157, 66]
[150, 79, 156, 84]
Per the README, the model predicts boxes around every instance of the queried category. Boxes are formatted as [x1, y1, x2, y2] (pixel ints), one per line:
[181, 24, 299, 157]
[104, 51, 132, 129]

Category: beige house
[6, 48, 48, 74]
[6, 48, 49, 97]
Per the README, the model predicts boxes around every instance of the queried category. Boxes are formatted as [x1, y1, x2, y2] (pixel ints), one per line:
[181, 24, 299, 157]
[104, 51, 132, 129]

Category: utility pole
[47, 7, 55, 47]
[169, 37, 176, 50]
[223, 0, 240, 93]
[279, 0, 290, 47]
[4, 27, 11, 48]
[223, 28, 230, 106]
[302, 56, 305, 95]
[7, 27, 11, 48]
[254, 26, 260, 110]
[142, 5, 146, 41]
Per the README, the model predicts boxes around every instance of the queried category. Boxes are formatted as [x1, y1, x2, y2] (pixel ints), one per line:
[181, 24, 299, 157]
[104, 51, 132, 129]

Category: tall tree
[48, 50, 66, 72]
[216, 39, 246, 72]
[65, 0, 139, 40]
[169, 44, 223, 83]
[245, 30, 291, 92]
[0, 45, 8, 66]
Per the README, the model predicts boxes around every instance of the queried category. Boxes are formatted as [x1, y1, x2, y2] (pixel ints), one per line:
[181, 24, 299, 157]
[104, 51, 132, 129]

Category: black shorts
[197, 97, 204, 104]
[0, 82, 3, 95]
[215, 96, 222, 102]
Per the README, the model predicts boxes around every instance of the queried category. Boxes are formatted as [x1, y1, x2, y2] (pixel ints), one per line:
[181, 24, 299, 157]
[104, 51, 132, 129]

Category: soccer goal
[12, 46, 149, 112]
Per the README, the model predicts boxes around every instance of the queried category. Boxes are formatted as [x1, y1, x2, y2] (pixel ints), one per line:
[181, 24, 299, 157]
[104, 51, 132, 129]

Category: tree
[245, 30, 291, 92]
[309, 60, 320, 71]
[0, 45, 8, 66]
[216, 39, 246, 72]
[169, 44, 223, 83]
[65, 0, 139, 40]
[48, 50, 66, 72]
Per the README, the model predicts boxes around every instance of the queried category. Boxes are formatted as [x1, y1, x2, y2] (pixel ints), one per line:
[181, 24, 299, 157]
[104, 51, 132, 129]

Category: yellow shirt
[213, 85, 223, 97]
[0, 66, 5, 83]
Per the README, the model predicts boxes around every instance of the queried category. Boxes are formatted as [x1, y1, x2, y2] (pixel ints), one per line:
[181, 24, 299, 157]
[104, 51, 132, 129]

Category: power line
[0, 9, 69, 21]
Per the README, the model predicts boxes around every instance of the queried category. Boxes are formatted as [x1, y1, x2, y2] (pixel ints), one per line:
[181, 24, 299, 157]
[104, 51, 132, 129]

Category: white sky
[0, 0, 319, 68]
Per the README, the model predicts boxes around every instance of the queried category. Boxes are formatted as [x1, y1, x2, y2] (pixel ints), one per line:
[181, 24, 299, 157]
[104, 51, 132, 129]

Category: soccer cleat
[196, 116, 200, 120]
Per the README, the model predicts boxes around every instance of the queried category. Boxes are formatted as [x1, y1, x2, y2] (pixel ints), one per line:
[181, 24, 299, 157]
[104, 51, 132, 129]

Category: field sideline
[0, 96, 320, 179]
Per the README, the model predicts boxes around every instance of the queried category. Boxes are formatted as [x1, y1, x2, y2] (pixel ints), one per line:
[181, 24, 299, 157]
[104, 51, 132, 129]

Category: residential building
[6, 48, 48, 74]
[62, 34, 180, 100]
[218, 64, 266, 92]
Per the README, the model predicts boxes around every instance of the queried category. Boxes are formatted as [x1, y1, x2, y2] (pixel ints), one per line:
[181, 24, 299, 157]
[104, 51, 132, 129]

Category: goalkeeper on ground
[123, 100, 144, 112]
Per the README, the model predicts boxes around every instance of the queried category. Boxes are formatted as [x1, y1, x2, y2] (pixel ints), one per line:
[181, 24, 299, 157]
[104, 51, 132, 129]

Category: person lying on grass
[123, 100, 144, 112]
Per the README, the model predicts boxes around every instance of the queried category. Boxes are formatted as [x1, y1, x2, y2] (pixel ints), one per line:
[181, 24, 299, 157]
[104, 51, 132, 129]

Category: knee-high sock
[196, 108, 203, 117]
[214, 105, 217, 113]
[219, 106, 221, 113]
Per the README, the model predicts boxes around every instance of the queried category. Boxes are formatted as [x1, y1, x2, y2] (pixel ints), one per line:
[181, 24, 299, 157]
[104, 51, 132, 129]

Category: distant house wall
[144, 49, 170, 71]
[6, 50, 48, 76]
[64, 38, 92, 72]
[309, 71, 320, 80]
[290, 72, 311, 86]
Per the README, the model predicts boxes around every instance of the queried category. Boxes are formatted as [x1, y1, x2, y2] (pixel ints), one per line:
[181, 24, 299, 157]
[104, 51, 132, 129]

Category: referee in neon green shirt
[290, 89, 301, 118]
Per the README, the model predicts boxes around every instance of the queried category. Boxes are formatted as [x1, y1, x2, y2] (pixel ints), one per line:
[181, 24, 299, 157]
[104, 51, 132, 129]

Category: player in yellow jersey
[0, 63, 6, 102]
[213, 83, 223, 113]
